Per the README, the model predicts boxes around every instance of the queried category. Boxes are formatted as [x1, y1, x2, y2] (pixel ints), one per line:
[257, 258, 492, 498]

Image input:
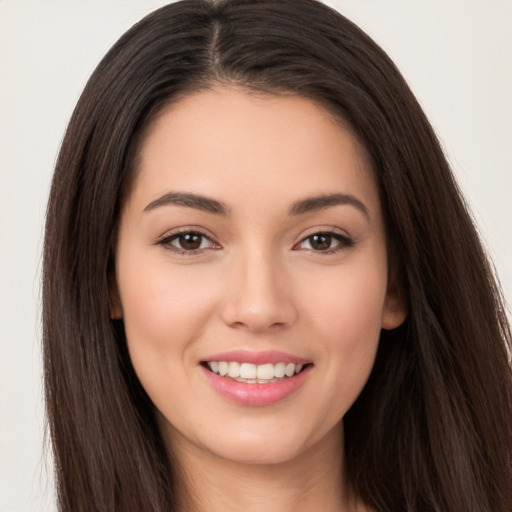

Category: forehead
[127, 87, 379, 215]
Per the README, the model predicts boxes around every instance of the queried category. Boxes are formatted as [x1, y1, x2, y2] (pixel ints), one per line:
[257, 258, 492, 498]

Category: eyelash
[295, 230, 354, 254]
[157, 229, 220, 256]
[156, 229, 354, 256]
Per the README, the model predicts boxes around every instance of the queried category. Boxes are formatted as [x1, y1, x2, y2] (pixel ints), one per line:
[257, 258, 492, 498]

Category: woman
[42, 0, 512, 510]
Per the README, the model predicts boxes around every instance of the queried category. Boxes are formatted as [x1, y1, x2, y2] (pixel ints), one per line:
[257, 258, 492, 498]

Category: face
[113, 87, 405, 467]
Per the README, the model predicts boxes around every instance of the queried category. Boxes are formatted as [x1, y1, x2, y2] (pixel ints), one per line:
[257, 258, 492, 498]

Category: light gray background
[1, 2, 511, 510]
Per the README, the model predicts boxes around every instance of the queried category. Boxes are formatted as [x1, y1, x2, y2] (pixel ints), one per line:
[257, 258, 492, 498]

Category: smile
[200, 352, 313, 406]
[204, 361, 305, 383]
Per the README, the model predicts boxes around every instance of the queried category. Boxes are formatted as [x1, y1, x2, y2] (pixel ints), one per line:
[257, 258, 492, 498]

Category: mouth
[201, 360, 312, 384]
[200, 350, 313, 405]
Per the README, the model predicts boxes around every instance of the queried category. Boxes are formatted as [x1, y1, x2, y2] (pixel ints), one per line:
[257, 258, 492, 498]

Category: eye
[296, 231, 353, 253]
[158, 231, 219, 254]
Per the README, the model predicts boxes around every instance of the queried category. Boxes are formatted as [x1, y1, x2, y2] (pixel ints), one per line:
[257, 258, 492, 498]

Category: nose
[220, 249, 297, 333]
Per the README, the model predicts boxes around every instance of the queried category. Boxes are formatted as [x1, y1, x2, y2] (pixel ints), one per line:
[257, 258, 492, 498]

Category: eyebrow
[289, 193, 369, 219]
[144, 192, 229, 215]
[144, 191, 369, 219]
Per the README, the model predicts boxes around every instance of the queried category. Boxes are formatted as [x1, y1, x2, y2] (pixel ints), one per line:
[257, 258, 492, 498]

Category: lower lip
[201, 365, 312, 406]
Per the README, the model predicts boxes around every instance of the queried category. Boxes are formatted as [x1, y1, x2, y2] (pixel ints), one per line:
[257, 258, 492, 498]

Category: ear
[381, 270, 407, 330]
[108, 272, 123, 319]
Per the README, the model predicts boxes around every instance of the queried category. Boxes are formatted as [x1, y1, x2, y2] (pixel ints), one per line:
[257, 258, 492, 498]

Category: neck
[166, 423, 365, 512]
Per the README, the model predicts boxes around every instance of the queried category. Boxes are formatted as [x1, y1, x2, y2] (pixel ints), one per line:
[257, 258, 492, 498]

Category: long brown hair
[43, 1, 512, 510]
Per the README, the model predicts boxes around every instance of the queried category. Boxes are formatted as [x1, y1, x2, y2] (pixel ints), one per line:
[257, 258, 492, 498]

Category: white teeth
[206, 361, 306, 381]
[257, 363, 274, 380]
[285, 363, 295, 377]
[274, 362, 286, 378]
[228, 361, 240, 378]
[218, 361, 229, 376]
[240, 363, 257, 379]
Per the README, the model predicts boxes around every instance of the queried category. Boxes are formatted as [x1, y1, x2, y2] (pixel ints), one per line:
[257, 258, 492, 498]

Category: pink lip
[200, 363, 312, 407]
[201, 350, 310, 365]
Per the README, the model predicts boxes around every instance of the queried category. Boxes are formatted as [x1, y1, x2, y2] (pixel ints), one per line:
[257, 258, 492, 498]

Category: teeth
[218, 361, 229, 376]
[206, 361, 306, 381]
[228, 361, 240, 378]
[274, 362, 285, 378]
[240, 363, 257, 379]
[257, 363, 274, 380]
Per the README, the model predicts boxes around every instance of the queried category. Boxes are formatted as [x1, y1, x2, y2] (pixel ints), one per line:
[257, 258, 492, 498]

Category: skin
[112, 86, 406, 511]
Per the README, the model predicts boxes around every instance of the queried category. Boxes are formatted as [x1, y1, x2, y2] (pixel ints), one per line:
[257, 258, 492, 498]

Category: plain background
[1, 1, 511, 510]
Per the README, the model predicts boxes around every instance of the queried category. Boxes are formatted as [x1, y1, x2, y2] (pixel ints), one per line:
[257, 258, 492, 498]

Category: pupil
[311, 234, 331, 250]
[179, 233, 201, 250]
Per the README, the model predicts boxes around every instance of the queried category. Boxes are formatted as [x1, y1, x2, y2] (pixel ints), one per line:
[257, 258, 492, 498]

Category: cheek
[302, 260, 388, 408]
[116, 261, 225, 425]
[117, 259, 219, 370]
[305, 253, 388, 337]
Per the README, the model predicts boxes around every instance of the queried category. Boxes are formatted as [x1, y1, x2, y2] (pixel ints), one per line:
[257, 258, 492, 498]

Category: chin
[216, 434, 305, 465]
[206, 417, 341, 468]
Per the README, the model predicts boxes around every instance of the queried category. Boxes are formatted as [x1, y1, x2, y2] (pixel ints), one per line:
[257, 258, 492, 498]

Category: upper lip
[201, 350, 311, 366]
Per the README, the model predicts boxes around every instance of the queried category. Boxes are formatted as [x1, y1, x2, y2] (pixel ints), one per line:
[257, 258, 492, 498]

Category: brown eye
[296, 231, 353, 253]
[158, 231, 218, 253]
[308, 233, 332, 251]
[177, 233, 203, 250]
